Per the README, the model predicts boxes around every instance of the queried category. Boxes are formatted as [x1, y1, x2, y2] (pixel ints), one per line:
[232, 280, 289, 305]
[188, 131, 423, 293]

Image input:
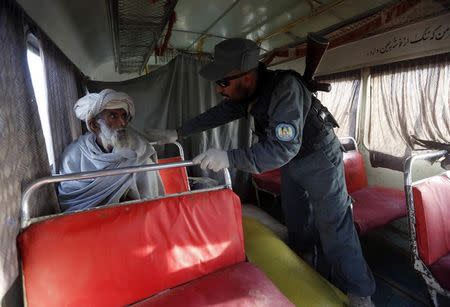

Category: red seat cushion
[252, 151, 368, 196]
[413, 175, 450, 266]
[343, 151, 368, 193]
[252, 153, 406, 237]
[158, 156, 190, 193]
[132, 262, 294, 306]
[430, 253, 450, 291]
[18, 189, 245, 307]
[252, 169, 281, 195]
[351, 186, 406, 236]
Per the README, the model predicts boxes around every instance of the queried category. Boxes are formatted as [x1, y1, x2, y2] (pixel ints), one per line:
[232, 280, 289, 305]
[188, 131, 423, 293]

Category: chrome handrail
[338, 136, 358, 151]
[404, 150, 447, 187]
[149, 141, 185, 160]
[403, 150, 449, 300]
[129, 127, 185, 159]
[21, 161, 232, 228]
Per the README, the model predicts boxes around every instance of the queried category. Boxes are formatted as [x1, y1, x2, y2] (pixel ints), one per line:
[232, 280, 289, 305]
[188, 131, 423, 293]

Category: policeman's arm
[228, 75, 311, 173]
[178, 100, 247, 137]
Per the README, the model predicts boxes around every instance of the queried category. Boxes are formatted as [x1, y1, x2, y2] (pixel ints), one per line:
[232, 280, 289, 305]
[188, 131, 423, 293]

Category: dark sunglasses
[215, 71, 249, 88]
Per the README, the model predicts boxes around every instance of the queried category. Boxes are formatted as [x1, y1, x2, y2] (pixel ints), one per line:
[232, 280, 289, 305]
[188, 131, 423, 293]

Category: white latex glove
[193, 149, 230, 172]
[144, 128, 178, 144]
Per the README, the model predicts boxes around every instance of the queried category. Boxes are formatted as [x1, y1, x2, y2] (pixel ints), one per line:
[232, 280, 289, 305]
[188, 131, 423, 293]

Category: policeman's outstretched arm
[144, 99, 246, 145]
[193, 149, 229, 172]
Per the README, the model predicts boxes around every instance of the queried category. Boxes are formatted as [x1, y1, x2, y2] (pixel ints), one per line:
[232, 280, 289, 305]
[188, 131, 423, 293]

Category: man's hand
[193, 149, 230, 172]
[144, 129, 178, 144]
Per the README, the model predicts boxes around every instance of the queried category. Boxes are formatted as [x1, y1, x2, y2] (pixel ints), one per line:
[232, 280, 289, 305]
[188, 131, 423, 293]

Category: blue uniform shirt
[178, 65, 312, 174]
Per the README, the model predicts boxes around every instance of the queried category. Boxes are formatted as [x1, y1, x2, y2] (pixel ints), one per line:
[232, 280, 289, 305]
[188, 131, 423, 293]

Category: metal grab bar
[338, 136, 358, 151]
[21, 161, 232, 228]
[149, 141, 185, 160]
[129, 127, 185, 159]
[404, 150, 447, 187]
[403, 150, 448, 302]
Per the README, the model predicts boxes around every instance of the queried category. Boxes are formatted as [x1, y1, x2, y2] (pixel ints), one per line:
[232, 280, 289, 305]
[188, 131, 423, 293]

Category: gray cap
[200, 38, 260, 81]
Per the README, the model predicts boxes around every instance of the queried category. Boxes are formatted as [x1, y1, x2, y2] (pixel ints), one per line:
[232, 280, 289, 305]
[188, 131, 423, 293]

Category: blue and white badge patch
[275, 123, 296, 142]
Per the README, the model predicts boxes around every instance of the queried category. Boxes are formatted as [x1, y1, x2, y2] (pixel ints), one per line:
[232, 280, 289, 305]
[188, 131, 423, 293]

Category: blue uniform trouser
[280, 134, 376, 296]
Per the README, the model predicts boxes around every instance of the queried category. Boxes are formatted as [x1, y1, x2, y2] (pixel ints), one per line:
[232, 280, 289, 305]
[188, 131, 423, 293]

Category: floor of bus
[242, 202, 450, 307]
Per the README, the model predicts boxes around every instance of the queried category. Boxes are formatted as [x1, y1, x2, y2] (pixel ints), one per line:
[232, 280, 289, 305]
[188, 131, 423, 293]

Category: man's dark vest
[249, 67, 338, 156]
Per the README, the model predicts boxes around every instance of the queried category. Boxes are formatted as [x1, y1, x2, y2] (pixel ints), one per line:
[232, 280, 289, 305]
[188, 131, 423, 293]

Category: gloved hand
[144, 128, 178, 144]
[193, 149, 230, 172]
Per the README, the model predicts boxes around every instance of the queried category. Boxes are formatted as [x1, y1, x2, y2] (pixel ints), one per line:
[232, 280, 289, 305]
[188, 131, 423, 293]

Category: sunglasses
[215, 71, 249, 88]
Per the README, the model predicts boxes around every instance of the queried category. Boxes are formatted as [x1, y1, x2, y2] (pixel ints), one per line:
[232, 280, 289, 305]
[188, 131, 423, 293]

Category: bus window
[26, 33, 55, 172]
[366, 54, 450, 170]
[316, 70, 361, 138]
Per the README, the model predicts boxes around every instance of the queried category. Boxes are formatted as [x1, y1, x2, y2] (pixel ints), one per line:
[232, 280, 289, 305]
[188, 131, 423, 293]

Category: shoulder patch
[275, 123, 296, 142]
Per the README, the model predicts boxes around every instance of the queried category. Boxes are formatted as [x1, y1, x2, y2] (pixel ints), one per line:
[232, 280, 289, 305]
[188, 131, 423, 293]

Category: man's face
[100, 108, 130, 130]
[94, 108, 131, 151]
[215, 70, 254, 103]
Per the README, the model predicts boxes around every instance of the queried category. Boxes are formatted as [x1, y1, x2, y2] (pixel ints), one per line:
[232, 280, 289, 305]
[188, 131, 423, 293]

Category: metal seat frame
[404, 150, 450, 306]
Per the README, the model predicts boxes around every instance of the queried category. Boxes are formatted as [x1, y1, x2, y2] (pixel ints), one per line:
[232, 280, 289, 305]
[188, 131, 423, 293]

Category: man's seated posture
[58, 89, 164, 212]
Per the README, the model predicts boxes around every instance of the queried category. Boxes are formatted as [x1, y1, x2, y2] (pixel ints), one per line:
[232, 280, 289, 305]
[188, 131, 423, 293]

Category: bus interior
[1, 0, 450, 306]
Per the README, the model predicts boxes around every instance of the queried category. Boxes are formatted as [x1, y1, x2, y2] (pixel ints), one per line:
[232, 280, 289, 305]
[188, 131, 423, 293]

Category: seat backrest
[158, 156, 190, 193]
[17, 189, 245, 307]
[252, 168, 282, 195]
[413, 174, 450, 266]
[343, 151, 369, 193]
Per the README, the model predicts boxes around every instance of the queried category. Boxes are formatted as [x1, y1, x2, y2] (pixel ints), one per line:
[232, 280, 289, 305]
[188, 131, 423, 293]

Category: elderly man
[58, 89, 164, 212]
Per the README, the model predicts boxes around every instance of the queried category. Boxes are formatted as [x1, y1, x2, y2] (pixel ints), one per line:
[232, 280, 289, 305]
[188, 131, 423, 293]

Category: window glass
[316, 70, 361, 138]
[365, 54, 450, 169]
[26, 39, 55, 171]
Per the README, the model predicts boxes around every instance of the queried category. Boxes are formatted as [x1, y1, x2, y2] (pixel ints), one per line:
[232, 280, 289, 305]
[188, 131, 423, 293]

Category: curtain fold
[38, 29, 83, 172]
[0, 0, 58, 301]
[88, 54, 253, 200]
[366, 53, 450, 170]
[316, 70, 361, 138]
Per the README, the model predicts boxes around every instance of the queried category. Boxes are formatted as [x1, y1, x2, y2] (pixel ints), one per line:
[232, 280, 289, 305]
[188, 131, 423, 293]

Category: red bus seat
[251, 150, 406, 236]
[343, 151, 406, 235]
[413, 174, 450, 291]
[342, 151, 368, 193]
[350, 186, 406, 235]
[17, 189, 292, 307]
[158, 156, 190, 193]
[252, 168, 281, 196]
[132, 262, 293, 306]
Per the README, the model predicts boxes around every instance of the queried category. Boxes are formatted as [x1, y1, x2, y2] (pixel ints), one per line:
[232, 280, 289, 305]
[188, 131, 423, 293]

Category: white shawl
[58, 132, 164, 212]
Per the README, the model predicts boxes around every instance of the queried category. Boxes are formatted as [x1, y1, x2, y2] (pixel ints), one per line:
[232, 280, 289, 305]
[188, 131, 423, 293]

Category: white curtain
[0, 1, 57, 303]
[366, 54, 450, 170]
[316, 71, 361, 138]
[39, 28, 83, 173]
[88, 53, 253, 199]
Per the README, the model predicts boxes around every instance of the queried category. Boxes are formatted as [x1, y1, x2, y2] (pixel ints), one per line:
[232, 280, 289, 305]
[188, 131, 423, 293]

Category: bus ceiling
[16, 0, 450, 80]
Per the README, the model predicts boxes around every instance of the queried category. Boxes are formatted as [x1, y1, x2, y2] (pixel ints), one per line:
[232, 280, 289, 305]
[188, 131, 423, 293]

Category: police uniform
[178, 63, 375, 297]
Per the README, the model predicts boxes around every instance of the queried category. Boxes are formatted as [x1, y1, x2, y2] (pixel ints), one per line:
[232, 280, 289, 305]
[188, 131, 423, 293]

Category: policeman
[147, 38, 376, 306]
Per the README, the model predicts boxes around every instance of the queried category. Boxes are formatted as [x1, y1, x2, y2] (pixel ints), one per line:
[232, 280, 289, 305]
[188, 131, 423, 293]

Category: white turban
[74, 89, 135, 132]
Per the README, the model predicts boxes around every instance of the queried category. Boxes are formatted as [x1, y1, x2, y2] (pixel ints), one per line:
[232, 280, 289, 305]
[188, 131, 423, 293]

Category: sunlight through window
[26, 46, 55, 171]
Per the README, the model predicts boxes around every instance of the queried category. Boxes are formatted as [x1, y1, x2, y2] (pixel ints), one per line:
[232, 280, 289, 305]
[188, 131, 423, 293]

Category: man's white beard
[97, 119, 132, 152]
